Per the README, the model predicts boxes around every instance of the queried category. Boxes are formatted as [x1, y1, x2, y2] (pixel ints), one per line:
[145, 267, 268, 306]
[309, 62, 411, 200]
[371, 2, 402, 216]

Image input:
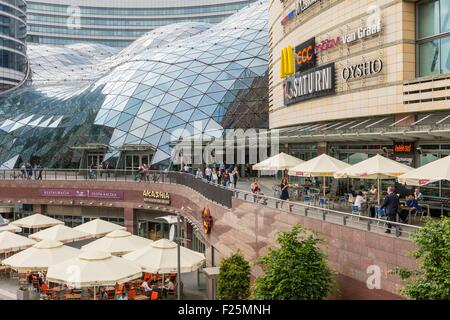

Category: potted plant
[16, 286, 29, 300]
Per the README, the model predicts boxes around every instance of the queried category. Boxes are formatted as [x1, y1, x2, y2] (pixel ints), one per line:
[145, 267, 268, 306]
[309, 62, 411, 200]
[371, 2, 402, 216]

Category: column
[123, 207, 137, 234]
[33, 204, 47, 214]
[317, 142, 328, 155]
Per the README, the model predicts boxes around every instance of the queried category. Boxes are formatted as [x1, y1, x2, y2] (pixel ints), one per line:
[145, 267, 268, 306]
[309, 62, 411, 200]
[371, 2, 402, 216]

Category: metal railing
[0, 169, 421, 238]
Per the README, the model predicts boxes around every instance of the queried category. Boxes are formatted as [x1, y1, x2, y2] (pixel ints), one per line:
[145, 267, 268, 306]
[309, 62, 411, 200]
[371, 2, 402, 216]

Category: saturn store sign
[143, 190, 171, 205]
[284, 63, 335, 105]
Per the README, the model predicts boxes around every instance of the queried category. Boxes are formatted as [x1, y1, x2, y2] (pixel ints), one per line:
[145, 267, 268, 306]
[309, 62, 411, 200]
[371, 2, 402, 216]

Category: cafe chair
[319, 197, 329, 208]
[351, 205, 361, 215]
[150, 291, 159, 300]
[375, 207, 387, 226]
[303, 195, 312, 206]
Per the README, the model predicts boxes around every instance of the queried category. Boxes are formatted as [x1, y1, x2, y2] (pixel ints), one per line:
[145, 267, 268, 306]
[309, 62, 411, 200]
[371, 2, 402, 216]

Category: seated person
[400, 194, 420, 223]
[354, 191, 367, 210]
[369, 185, 377, 195]
[347, 185, 357, 197]
[163, 278, 175, 298]
[141, 280, 152, 296]
[414, 188, 424, 201]
[117, 292, 128, 300]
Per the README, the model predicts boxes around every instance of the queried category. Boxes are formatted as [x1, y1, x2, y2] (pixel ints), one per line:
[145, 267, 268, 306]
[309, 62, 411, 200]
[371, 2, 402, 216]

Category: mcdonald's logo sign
[280, 45, 295, 79]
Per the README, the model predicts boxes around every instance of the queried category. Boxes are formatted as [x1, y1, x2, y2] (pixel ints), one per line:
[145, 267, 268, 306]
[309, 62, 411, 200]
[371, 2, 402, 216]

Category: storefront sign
[280, 45, 295, 78]
[284, 63, 335, 105]
[143, 190, 171, 205]
[295, 38, 316, 72]
[343, 19, 382, 44]
[281, 0, 322, 26]
[341, 59, 383, 81]
[394, 143, 413, 153]
[315, 37, 341, 54]
[39, 189, 124, 199]
[202, 208, 213, 234]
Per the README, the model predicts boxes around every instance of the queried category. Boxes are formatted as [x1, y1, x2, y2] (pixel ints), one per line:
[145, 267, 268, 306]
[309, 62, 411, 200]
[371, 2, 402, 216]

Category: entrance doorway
[125, 154, 151, 171]
[87, 153, 104, 168]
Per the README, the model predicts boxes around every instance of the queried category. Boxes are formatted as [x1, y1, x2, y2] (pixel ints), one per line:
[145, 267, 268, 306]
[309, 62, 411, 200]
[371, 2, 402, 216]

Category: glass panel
[419, 40, 440, 77]
[441, 36, 450, 73]
[442, 0, 450, 32]
[418, 0, 439, 39]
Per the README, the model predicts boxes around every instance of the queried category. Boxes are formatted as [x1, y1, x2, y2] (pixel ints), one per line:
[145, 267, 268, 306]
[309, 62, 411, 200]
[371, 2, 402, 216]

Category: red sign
[394, 143, 413, 153]
[39, 189, 124, 200]
[419, 180, 431, 186]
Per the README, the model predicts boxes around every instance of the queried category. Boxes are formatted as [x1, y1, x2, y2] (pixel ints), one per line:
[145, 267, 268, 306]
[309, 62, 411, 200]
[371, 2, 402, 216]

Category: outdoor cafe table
[132, 294, 148, 300]
[64, 293, 81, 300]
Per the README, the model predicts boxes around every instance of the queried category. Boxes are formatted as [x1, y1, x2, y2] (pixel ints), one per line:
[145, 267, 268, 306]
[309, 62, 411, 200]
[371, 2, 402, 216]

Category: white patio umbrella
[29, 225, 92, 244]
[288, 154, 351, 196]
[73, 218, 126, 238]
[0, 231, 36, 254]
[252, 152, 304, 171]
[11, 213, 64, 230]
[334, 154, 413, 204]
[81, 230, 153, 256]
[122, 238, 206, 274]
[0, 224, 22, 233]
[398, 154, 450, 186]
[46, 250, 142, 299]
[2, 239, 80, 272]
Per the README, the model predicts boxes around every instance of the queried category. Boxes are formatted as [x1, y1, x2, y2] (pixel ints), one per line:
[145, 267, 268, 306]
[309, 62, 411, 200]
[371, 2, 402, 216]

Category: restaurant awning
[0, 232, 36, 254]
[288, 154, 350, 177]
[252, 152, 304, 171]
[73, 218, 126, 238]
[29, 225, 92, 244]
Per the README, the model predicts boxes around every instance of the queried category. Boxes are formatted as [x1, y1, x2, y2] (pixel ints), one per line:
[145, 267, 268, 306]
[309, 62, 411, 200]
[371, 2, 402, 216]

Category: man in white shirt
[142, 280, 152, 296]
[205, 166, 212, 182]
[354, 191, 366, 210]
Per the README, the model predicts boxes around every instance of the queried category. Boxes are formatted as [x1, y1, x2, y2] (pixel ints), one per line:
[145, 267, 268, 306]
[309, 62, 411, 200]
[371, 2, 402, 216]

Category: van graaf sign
[284, 63, 335, 105]
[342, 59, 383, 81]
[343, 19, 381, 44]
[143, 190, 171, 205]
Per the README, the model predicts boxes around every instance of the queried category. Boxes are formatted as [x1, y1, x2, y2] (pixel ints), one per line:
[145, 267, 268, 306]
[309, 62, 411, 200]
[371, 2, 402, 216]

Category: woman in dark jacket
[280, 178, 289, 205]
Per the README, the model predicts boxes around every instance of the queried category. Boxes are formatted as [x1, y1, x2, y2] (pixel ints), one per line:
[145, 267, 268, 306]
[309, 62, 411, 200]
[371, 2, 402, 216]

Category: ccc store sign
[280, 37, 317, 78]
[294, 37, 316, 73]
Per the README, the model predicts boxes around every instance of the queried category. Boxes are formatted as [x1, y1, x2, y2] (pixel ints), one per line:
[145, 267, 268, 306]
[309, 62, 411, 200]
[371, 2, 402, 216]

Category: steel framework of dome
[0, 1, 268, 168]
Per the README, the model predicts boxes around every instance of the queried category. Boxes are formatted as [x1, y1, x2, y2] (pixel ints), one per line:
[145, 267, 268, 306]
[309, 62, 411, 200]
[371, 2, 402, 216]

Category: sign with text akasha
[143, 190, 171, 205]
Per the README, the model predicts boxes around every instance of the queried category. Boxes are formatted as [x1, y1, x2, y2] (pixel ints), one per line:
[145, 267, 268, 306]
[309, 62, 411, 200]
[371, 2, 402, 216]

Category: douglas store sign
[281, 0, 322, 26]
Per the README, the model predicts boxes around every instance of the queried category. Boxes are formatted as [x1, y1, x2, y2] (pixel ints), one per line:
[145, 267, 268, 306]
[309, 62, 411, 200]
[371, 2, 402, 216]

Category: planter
[16, 289, 29, 300]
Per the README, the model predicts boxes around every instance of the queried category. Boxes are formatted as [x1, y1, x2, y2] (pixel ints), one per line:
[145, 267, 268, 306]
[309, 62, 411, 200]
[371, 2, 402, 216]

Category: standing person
[183, 163, 190, 174]
[205, 166, 212, 182]
[196, 168, 203, 179]
[222, 169, 230, 187]
[245, 163, 252, 181]
[229, 168, 234, 187]
[211, 168, 218, 184]
[380, 186, 401, 235]
[143, 164, 150, 181]
[232, 167, 240, 188]
[33, 163, 39, 180]
[217, 169, 222, 185]
[280, 178, 289, 207]
[37, 164, 43, 180]
[20, 163, 26, 179]
[26, 162, 33, 180]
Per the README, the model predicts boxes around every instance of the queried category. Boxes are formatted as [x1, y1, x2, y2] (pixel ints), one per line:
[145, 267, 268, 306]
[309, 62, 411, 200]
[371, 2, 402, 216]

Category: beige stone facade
[269, 0, 450, 129]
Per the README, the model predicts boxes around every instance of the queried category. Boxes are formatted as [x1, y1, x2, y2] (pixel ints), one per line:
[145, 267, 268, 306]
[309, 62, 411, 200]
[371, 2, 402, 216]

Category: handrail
[0, 169, 422, 238]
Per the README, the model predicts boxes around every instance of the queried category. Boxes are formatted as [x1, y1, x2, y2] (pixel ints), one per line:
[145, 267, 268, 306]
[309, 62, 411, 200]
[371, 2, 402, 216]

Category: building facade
[0, 0, 268, 169]
[27, 0, 256, 47]
[0, 0, 27, 91]
[269, 0, 450, 198]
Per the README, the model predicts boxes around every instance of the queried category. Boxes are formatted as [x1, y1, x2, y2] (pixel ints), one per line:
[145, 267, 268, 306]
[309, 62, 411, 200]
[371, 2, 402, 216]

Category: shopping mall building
[26, 0, 255, 47]
[269, 0, 450, 197]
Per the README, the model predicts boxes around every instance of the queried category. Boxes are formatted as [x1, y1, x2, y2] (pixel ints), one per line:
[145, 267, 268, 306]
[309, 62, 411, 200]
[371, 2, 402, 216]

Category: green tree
[217, 251, 251, 300]
[393, 217, 450, 299]
[252, 224, 335, 300]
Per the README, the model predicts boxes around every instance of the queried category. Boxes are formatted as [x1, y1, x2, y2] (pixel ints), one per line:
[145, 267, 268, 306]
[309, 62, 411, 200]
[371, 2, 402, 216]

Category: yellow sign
[143, 190, 171, 205]
[280, 45, 295, 79]
[202, 208, 213, 234]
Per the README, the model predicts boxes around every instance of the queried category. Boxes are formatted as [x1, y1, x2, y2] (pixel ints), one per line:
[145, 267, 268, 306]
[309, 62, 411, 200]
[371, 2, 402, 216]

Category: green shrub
[252, 224, 335, 300]
[217, 251, 251, 300]
[393, 217, 450, 299]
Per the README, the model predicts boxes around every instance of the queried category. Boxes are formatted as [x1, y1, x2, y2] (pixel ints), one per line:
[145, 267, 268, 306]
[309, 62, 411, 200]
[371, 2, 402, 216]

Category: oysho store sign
[342, 59, 383, 81]
[284, 63, 335, 105]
